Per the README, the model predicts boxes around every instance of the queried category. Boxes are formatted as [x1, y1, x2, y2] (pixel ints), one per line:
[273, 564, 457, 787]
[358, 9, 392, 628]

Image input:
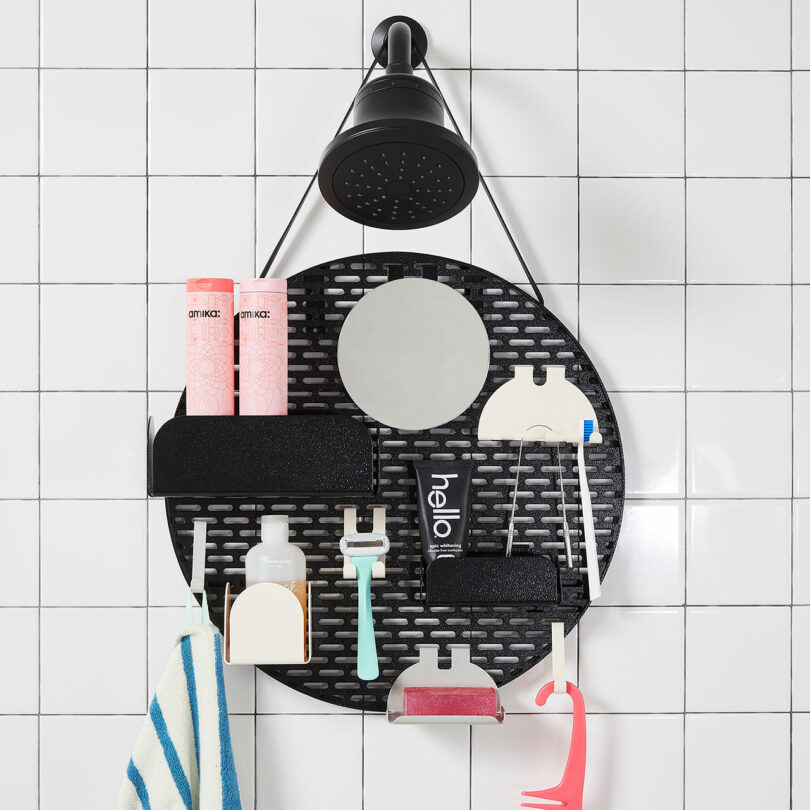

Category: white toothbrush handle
[577, 442, 601, 601]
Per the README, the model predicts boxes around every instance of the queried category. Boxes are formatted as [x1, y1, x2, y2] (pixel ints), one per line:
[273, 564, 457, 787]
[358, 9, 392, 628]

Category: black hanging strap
[259, 57, 380, 279]
[418, 54, 544, 306]
[259, 52, 545, 307]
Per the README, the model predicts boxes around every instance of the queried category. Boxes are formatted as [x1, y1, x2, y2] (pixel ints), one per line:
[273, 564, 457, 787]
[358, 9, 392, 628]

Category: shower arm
[260, 24, 544, 307]
[385, 21, 414, 75]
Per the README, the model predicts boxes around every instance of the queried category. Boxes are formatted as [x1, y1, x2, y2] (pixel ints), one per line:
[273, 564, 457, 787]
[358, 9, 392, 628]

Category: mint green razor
[340, 532, 389, 681]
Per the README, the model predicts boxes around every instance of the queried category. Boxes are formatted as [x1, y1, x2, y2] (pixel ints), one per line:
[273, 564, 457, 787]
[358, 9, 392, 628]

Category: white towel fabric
[118, 623, 242, 810]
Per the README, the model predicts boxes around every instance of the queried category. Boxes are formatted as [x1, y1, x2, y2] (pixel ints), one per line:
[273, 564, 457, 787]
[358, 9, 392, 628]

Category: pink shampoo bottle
[185, 278, 235, 415]
[238, 278, 288, 415]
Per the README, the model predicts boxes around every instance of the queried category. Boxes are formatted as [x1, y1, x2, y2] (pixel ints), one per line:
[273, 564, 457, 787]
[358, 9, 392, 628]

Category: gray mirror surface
[337, 277, 491, 430]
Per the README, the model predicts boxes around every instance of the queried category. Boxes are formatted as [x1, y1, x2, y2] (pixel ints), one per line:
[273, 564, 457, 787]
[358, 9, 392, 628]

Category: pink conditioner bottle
[238, 278, 288, 415]
[185, 278, 235, 415]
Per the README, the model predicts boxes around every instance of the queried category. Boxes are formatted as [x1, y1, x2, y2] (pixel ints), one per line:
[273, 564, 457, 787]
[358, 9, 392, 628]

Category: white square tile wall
[40, 177, 147, 283]
[3, 1, 807, 807]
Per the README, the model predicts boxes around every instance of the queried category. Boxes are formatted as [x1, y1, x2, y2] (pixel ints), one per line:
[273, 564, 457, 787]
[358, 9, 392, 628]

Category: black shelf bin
[148, 415, 375, 497]
[424, 555, 560, 607]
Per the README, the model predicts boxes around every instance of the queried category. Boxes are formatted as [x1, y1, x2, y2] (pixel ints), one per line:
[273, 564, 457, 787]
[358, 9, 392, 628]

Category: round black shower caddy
[164, 252, 625, 713]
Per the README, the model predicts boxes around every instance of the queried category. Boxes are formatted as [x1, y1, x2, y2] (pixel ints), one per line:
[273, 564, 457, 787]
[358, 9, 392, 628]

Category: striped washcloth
[118, 623, 242, 810]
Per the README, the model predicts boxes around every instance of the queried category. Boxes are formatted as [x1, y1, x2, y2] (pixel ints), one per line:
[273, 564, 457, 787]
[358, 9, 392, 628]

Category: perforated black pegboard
[165, 252, 624, 712]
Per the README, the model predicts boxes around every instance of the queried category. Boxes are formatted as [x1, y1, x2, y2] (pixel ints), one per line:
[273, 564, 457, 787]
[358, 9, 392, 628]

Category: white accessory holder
[478, 365, 603, 601]
[552, 621, 566, 694]
[478, 365, 602, 445]
[341, 506, 388, 580]
[386, 646, 505, 725]
[190, 518, 312, 664]
[223, 580, 312, 665]
[187, 519, 211, 627]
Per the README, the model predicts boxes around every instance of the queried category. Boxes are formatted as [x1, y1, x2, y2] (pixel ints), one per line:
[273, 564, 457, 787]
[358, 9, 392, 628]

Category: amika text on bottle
[185, 278, 234, 415]
[238, 278, 288, 415]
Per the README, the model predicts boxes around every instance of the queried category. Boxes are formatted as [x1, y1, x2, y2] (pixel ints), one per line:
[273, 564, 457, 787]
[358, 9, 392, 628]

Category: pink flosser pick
[522, 681, 586, 810]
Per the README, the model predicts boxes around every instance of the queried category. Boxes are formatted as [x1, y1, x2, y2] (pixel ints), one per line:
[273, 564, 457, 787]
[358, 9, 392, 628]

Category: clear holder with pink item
[386, 645, 505, 724]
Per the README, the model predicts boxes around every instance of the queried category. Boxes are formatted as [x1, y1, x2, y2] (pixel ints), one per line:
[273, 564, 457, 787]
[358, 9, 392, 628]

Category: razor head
[339, 532, 390, 557]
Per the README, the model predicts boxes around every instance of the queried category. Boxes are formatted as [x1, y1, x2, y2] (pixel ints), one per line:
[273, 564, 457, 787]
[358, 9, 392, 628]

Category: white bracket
[552, 621, 566, 695]
[386, 645, 505, 724]
[186, 518, 210, 626]
[342, 506, 387, 579]
[224, 581, 311, 665]
[477, 364, 603, 601]
[478, 366, 602, 444]
[191, 518, 207, 592]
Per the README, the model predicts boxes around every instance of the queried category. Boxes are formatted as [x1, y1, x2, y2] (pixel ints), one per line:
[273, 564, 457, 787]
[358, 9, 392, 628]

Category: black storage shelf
[148, 414, 375, 497]
[424, 555, 560, 607]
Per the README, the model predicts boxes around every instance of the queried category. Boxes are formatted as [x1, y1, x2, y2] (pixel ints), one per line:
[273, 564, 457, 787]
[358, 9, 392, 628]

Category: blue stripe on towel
[150, 697, 193, 810]
[214, 632, 243, 809]
[180, 634, 200, 772]
[127, 758, 151, 810]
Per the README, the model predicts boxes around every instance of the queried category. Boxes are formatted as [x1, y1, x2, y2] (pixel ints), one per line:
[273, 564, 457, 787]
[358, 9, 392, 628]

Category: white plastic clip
[190, 518, 207, 592]
[552, 621, 566, 695]
[342, 507, 387, 579]
[372, 506, 386, 536]
[186, 518, 210, 626]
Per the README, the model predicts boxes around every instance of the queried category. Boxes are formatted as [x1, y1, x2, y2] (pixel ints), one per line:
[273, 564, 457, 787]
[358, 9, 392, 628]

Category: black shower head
[318, 18, 479, 230]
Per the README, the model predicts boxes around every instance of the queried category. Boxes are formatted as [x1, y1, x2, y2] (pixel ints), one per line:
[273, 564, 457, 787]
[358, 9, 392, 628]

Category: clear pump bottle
[245, 515, 307, 623]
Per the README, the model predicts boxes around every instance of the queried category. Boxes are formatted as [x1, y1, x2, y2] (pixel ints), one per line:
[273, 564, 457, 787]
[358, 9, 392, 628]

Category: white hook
[190, 518, 207, 593]
[552, 621, 566, 694]
[186, 518, 210, 626]
[344, 507, 358, 536]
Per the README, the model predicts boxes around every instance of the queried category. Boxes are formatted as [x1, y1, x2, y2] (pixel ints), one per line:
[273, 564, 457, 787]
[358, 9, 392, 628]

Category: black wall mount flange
[371, 16, 428, 68]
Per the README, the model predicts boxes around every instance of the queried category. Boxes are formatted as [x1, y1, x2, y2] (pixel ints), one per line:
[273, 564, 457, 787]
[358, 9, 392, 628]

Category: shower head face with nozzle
[319, 120, 478, 229]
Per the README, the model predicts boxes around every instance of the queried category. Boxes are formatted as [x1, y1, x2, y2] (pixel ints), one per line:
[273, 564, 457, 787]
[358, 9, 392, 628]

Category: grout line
[5, 173, 807, 179]
[575, 0, 582, 703]
[7, 280, 810, 288]
[0, 709, 802, 717]
[6, 601, 802, 609]
[9, 387, 784, 395]
[253, 0, 258, 280]
[6, 65, 809, 72]
[4, 280, 810, 288]
[144, 0, 151, 723]
[683, 2, 689, 805]
[468, 6, 474, 801]
[790, 1, 796, 806]
[253, 4, 259, 806]
[36, 0, 42, 804]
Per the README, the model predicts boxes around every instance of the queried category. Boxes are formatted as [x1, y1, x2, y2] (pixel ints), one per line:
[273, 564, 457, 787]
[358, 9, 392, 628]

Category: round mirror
[337, 277, 490, 430]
